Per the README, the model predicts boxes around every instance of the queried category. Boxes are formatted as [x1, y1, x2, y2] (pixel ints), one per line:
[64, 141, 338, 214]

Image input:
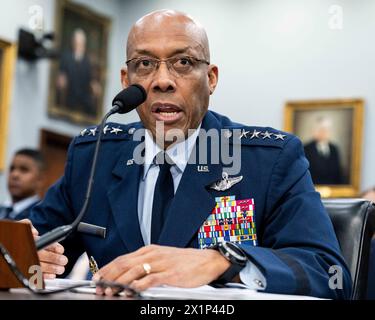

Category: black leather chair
[323, 199, 375, 300]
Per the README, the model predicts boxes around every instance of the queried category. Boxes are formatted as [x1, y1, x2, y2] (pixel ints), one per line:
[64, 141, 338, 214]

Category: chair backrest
[323, 198, 375, 300]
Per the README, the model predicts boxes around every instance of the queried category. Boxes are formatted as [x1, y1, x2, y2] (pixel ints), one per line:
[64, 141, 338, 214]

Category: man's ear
[208, 65, 219, 95]
[120, 67, 130, 88]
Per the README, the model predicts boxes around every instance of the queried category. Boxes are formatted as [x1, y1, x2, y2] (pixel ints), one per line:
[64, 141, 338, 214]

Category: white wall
[0, 0, 125, 202]
[119, 0, 375, 190]
[1, 0, 374, 202]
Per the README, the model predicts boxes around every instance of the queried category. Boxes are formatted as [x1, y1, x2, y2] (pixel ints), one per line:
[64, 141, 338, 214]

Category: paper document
[44, 278, 94, 290]
[44, 279, 323, 300]
[141, 285, 257, 300]
[140, 285, 323, 300]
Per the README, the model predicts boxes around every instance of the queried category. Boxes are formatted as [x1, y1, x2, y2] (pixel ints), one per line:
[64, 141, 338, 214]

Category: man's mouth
[151, 103, 183, 123]
[8, 183, 20, 191]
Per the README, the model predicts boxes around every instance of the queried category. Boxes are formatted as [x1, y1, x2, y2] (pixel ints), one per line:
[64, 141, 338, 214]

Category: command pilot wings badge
[209, 172, 243, 191]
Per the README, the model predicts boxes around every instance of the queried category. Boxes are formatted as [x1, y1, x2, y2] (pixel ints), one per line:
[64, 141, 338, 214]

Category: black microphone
[35, 84, 147, 250]
[112, 84, 146, 114]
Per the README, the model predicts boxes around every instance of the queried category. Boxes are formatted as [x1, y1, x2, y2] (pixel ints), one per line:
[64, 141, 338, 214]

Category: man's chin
[152, 126, 187, 146]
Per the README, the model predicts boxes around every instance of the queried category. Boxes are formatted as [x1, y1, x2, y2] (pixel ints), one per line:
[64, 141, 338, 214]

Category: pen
[89, 256, 99, 275]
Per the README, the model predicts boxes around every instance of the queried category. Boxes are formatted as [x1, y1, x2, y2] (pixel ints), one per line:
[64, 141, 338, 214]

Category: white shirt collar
[11, 195, 40, 215]
[143, 124, 201, 180]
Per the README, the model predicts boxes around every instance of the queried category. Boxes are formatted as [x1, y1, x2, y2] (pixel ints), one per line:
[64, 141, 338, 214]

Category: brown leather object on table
[0, 220, 41, 289]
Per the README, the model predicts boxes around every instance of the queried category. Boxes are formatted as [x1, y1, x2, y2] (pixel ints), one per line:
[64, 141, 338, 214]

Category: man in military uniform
[29, 10, 351, 299]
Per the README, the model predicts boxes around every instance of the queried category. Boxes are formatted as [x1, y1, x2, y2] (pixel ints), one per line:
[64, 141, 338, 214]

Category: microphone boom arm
[34, 84, 146, 251]
[35, 108, 117, 250]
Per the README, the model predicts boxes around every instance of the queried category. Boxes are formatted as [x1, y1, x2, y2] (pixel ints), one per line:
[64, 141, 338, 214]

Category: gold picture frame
[284, 99, 364, 198]
[48, 0, 111, 125]
[0, 39, 16, 171]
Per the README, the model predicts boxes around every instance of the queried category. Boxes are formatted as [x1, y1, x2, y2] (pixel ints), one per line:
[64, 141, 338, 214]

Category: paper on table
[140, 285, 257, 300]
[44, 279, 323, 300]
[140, 285, 324, 300]
[44, 278, 94, 290]
[45, 279, 255, 299]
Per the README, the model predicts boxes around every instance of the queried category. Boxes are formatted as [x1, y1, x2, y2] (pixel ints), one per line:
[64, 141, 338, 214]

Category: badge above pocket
[198, 195, 258, 249]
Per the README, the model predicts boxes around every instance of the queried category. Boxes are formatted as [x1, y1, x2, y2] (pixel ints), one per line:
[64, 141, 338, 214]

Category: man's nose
[9, 169, 20, 180]
[151, 63, 176, 93]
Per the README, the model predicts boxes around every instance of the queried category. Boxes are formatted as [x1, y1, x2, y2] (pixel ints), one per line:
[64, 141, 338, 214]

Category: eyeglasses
[126, 55, 210, 78]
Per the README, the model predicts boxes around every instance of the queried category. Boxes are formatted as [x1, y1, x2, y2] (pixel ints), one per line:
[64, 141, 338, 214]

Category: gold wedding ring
[142, 263, 152, 275]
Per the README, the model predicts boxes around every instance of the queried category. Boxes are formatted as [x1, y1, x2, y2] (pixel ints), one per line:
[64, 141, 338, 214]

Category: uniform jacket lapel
[158, 112, 224, 247]
[107, 136, 145, 252]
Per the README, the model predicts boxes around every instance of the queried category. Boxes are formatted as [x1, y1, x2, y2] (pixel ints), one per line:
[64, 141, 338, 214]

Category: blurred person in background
[0, 149, 45, 220]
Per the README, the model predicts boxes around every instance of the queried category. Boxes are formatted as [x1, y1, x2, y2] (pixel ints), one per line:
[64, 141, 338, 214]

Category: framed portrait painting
[284, 99, 364, 198]
[0, 39, 16, 171]
[48, 0, 111, 125]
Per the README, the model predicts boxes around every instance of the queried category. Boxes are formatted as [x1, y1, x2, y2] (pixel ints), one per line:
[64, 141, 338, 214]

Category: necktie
[151, 154, 175, 244]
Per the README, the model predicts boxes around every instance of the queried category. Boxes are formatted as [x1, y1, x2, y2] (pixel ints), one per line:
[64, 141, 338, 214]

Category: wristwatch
[209, 241, 248, 284]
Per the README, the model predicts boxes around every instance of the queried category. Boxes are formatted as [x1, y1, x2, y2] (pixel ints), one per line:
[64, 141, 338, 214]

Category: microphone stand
[35, 106, 120, 250]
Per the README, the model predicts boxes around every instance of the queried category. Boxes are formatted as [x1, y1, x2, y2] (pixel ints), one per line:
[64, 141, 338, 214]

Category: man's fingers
[130, 272, 168, 292]
[95, 246, 160, 282]
[18, 219, 39, 237]
[113, 263, 152, 285]
[19, 218, 32, 225]
[95, 253, 154, 283]
[17, 221, 67, 277]
[40, 262, 65, 275]
[95, 286, 104, 295]
[31, 229, 39, 237]
[43, 273, 57, 280]
[44, 242, 65, 255]
[38, 249, 68, 266]
[97, 260, 166, 296]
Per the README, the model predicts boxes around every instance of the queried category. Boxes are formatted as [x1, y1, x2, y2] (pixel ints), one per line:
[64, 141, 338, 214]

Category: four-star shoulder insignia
[79, 124, 287, 145]
[228, 128, 288, 143]
[79, 125, 136, 138]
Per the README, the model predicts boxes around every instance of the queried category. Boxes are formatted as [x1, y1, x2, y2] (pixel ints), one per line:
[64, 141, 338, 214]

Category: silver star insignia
[262, 131, 273, 139]
[249, 129, 261, 139]
[223, 130, 232, 139]
[274, 133, 286, 140]
[80, 129, 87, 136]
[103, 125, 111, 134]
[209, 172, 243, 191]
[111, 127, 123, 135]
[89, 128, 97, 136]
[239, 129, 250, 139]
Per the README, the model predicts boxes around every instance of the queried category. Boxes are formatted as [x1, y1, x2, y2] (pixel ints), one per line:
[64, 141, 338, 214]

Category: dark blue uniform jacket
[30, 111, 352, 299]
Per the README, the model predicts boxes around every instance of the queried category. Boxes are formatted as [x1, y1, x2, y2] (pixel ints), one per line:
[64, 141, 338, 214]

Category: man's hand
[93, 245, 231, 295]
[19, 219, 68, 279]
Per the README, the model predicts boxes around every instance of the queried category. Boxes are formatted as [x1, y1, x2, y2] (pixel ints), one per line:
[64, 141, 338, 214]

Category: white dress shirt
[137, 126, 267, 290]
